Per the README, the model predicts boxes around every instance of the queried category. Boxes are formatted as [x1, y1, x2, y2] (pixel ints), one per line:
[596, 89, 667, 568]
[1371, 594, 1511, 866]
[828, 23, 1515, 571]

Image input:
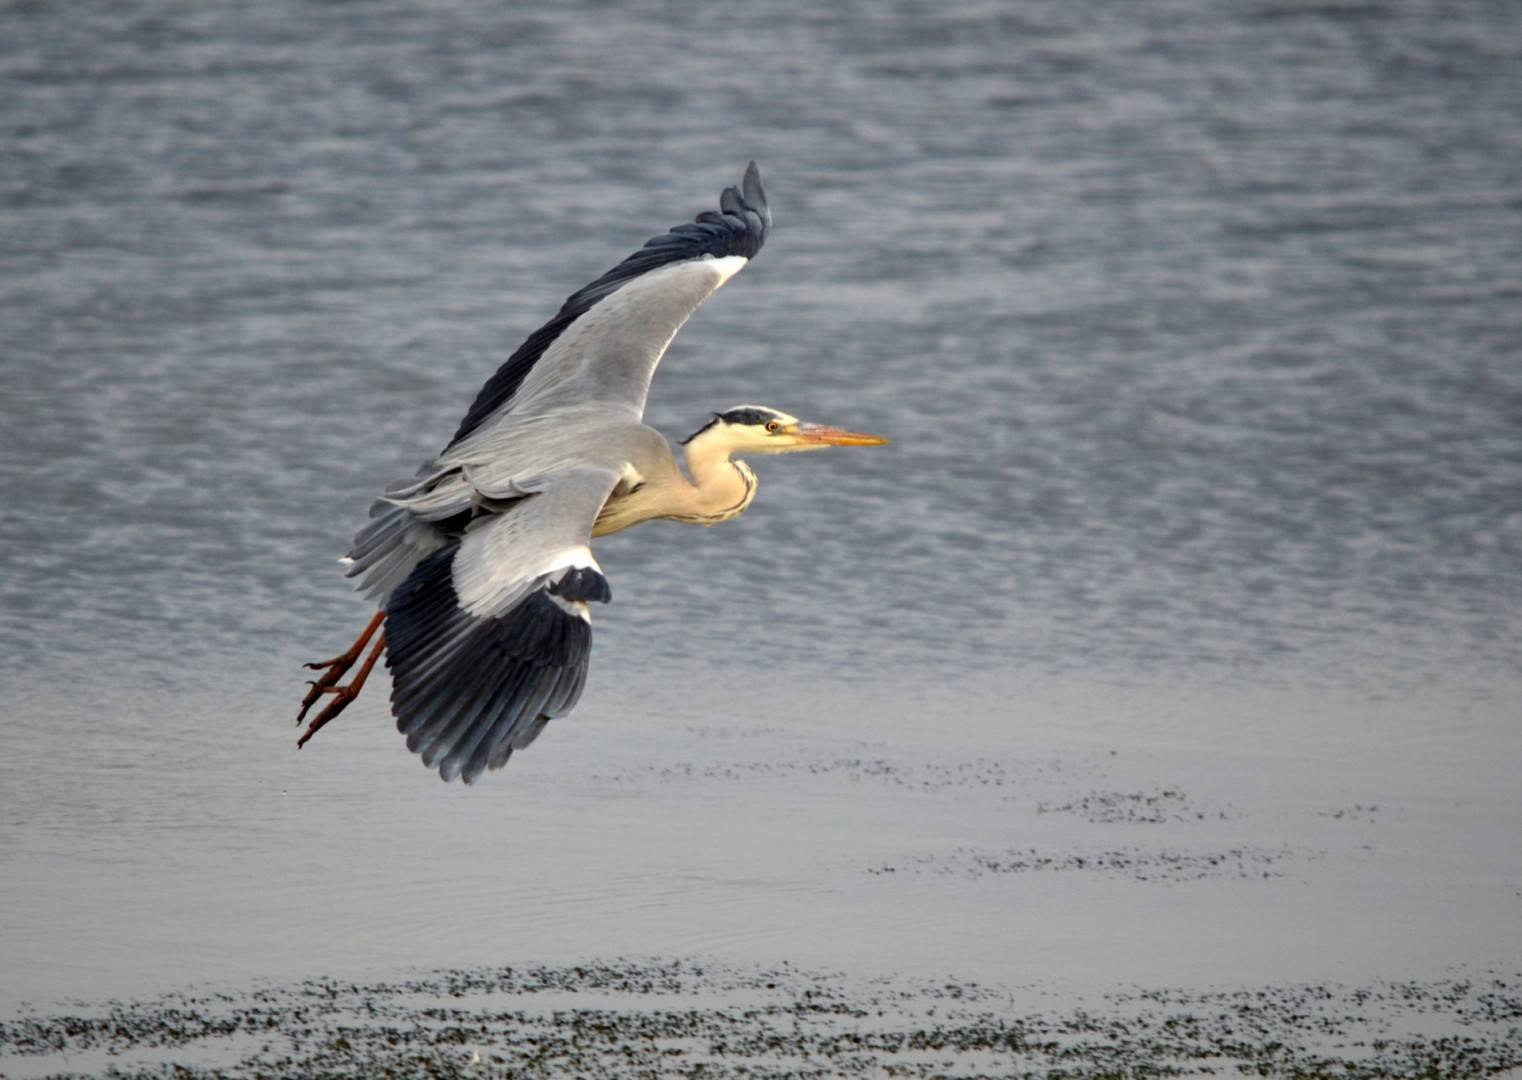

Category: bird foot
[295, 662, 350, 726]
[295, 611, 386, 749]
[297, 682, 365, 749]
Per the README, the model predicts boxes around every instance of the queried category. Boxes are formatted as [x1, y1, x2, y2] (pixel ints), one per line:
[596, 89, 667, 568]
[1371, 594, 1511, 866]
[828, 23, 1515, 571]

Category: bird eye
[765, 420, 780, 433]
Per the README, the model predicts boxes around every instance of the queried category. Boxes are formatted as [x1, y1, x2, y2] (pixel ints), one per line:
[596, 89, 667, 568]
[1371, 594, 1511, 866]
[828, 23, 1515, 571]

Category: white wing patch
[450, 470, 618, 618]
[547, 592, 593, 624]
[705, 254, 748, 285]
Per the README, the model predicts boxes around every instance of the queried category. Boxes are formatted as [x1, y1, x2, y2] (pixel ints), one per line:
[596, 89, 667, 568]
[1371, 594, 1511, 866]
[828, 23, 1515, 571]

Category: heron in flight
[295, 163, 887, 783]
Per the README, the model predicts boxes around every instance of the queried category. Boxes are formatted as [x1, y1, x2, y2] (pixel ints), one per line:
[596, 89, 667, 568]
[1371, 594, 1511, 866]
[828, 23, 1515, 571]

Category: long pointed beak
[794, 422, 890, 447]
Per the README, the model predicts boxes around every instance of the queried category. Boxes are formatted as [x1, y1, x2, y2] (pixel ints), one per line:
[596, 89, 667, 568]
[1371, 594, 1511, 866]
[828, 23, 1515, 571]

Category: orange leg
[295, 611, 385, 742]
[297, 631, 386, 749]
[296, 611, 383, 724]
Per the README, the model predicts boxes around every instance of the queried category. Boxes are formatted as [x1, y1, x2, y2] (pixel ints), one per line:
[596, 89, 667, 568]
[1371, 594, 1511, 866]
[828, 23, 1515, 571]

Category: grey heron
[296, 163, 887, 783]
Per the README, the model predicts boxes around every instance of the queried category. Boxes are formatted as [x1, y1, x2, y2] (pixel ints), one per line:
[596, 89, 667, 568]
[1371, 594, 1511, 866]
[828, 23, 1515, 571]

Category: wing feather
[383, 468, 619, 783]
[448, 162, 770, 445]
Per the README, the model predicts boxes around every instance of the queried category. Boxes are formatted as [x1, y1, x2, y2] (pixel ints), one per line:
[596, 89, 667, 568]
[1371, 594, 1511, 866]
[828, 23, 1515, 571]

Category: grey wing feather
[448, 162, 769, 445]
[343, 496, 455, 605]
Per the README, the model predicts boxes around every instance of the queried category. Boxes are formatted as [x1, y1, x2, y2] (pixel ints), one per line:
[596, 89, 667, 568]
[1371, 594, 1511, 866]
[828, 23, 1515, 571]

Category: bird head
[682, 405, 888, 455]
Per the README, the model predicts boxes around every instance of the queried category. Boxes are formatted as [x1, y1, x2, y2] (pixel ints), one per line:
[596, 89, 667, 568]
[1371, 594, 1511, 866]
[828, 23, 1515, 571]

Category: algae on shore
[2, 960, 1518, 1078]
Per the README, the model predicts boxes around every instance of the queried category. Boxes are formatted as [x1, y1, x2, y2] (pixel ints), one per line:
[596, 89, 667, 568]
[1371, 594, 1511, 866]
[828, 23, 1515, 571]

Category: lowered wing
[383, 468, 621, 783]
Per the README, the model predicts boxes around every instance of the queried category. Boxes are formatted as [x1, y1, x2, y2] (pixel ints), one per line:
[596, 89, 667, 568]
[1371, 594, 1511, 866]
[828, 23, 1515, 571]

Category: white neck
[673, 428, 759, 525]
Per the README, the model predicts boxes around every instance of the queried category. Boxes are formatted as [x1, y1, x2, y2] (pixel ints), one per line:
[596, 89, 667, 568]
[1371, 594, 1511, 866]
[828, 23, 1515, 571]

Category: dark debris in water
[1318, 802, 1388, 823]
[1036, 787, 1234, 824]
[2, 960, 1518, 1078]
[592, 755, 1080, 793]
[870, 844, 1311, 882]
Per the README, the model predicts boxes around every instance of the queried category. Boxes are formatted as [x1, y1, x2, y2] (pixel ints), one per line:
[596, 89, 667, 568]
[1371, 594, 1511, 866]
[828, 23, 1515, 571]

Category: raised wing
[448, 162, 770, 447]
[383, 468, 621, 783]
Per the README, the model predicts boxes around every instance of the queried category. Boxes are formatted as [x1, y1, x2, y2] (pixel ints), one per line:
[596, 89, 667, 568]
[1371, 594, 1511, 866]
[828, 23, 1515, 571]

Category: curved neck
[674, 431, 758, 525]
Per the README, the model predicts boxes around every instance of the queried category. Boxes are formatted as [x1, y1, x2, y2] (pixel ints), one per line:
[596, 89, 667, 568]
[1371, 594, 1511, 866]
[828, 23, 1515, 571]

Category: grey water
[2, 0, 1519, 1016]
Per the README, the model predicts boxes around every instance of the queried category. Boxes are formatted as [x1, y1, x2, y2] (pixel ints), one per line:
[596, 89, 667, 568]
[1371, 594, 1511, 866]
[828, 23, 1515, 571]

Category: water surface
[1, 0, 1518, 1020]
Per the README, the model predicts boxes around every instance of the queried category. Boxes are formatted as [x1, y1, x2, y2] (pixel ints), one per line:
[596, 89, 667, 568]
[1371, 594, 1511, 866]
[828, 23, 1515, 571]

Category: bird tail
[342, 498, 450, 606]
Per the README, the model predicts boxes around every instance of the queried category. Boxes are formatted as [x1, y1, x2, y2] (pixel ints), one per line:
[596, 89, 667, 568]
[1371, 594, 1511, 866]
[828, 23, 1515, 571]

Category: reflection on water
[1, 0, 1519, 1010]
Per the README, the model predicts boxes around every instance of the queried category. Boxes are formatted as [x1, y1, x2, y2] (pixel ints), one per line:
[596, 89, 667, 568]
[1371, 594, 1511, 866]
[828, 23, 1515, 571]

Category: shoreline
[3, 959, 1518, 1078]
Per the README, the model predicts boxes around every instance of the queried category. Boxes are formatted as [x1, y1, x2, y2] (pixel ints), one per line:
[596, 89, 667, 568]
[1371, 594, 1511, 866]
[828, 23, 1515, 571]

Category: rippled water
[1, 0, 1519, 1015]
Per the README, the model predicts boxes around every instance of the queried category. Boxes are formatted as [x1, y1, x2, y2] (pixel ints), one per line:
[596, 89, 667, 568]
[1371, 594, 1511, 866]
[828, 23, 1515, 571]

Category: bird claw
[299, 679, 344, 698]
[294, 612, 387, 745]
[303, 654, 349, 671]
[297, 686, 361, 749]
[295, 663, 349, 725]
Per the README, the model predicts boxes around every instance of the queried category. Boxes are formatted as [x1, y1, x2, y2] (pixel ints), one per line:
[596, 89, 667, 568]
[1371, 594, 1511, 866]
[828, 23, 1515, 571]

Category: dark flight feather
[384, 547, 605, 783]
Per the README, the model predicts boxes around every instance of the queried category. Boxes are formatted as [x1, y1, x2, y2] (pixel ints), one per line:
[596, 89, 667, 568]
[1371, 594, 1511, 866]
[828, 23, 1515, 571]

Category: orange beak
[794, 422, 890, 447]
